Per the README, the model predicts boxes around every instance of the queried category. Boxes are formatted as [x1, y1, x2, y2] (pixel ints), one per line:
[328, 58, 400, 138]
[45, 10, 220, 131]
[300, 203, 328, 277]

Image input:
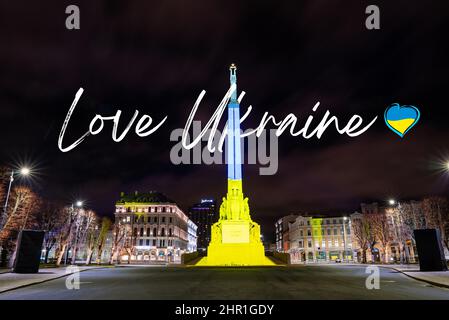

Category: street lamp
[343, 217, 348, 263]
[64, 200, 84, 265]
[20, 167, 30, 176]
[0, 167, 31, 229]
[388, 199, 396, 206]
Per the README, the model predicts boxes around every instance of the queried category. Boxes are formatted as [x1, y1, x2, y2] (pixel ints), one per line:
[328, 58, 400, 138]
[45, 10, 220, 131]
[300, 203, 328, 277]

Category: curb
[0, 266, 107, 295]
[378, 265, 449, 290]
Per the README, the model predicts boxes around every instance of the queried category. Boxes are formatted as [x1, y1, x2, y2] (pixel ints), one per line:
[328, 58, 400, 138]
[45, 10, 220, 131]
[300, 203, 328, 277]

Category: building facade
[188, 199, 218, 251]
[187, 219, 198, 252]
[287, 215, 354, 263]
[114, 191, 196, 263]
[275, 214, 298, 252]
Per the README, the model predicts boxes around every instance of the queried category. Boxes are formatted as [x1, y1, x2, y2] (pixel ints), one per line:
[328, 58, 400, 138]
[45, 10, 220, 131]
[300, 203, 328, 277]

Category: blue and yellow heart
[384, 103, 420, 138]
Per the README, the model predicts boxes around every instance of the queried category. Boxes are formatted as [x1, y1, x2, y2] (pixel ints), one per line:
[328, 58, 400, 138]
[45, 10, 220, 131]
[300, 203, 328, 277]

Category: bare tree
[34, 201, 67, 263]
[0, 186, 41, 267]
[394, 201, 425, 263]
[109, 219, 127, 264]
[1, 186, 41, 235]
[55, 206, 79, 266]
[368, 212, 392, 263]
[70, 209, 97, 264]
[95, 217, 111, 264]
[0, 166, 9, 208]
[351, 214, 371, 263]
[85, 217, 100, 265]
[422, 197, 449, 253]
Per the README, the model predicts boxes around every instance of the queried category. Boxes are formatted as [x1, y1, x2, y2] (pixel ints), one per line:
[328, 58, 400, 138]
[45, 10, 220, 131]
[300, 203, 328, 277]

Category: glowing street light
[20, 167, 30, 176]
[388, 199, 396, 206]
[0, 166, 32, 229]
[76, 200, 83, 207]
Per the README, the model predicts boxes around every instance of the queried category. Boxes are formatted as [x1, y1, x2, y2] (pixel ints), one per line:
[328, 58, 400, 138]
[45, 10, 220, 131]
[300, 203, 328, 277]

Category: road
[0, 265, 448, 299]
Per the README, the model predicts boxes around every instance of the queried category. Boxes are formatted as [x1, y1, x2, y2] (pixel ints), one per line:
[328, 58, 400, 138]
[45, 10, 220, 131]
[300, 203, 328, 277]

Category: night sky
[1, 1, 449, 241]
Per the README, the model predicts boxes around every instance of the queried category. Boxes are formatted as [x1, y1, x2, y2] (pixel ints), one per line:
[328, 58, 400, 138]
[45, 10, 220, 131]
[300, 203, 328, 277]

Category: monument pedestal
[198, 220, 274, 266]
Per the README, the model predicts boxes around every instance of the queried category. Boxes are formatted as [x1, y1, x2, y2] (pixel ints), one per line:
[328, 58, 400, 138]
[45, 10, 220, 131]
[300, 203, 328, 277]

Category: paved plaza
[0, 265, 448, 300]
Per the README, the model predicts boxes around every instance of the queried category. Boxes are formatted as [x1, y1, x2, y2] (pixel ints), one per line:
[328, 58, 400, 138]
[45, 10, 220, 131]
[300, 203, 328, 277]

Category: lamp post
[64, 201, 83, 265]
[388, 199, 398, 263]
[0, 167, 30, 230]
[343, 217, 348, 263]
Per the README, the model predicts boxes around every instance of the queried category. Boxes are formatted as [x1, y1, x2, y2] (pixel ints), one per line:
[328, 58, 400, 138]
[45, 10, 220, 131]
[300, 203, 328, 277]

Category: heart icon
[384, 103, 420, 138]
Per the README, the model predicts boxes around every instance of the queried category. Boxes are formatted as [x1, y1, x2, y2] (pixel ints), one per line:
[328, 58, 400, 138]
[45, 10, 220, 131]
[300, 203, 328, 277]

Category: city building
[278, 199, 427, 264]
[287, 215, 354, 263]
[275, 214, 298, 252]
[188, 199, 218, 251]
[114, 191, 195, 263]
[187, 219, 198, 252]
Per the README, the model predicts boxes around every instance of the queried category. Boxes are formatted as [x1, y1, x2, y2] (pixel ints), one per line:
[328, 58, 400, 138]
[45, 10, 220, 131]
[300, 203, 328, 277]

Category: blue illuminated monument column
[196, 64, 274, 266]
[227, 64, 242, 183]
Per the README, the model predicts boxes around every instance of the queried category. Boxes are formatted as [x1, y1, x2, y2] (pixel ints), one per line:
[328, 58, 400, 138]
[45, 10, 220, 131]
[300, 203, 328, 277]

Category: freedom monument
[196, 64, 274, 266]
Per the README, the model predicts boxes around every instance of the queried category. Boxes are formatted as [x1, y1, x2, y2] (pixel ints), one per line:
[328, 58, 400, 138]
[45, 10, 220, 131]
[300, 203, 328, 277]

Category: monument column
[196, 65, 273, 266]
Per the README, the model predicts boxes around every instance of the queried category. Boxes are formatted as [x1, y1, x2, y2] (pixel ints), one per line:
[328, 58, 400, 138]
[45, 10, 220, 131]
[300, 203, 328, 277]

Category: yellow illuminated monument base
[195, 180, 275, 266]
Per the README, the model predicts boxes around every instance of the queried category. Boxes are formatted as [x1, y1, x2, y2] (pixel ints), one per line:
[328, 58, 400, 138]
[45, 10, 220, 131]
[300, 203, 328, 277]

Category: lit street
[0, 265, 448, 300]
